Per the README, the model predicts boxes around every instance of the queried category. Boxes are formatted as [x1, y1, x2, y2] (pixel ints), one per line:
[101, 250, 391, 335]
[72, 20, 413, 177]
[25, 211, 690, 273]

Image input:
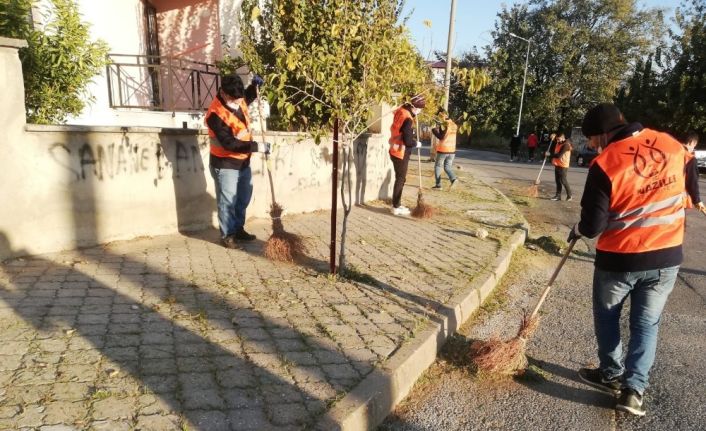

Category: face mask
[226, 100, 241, 111]
[412, 108, 421, 116]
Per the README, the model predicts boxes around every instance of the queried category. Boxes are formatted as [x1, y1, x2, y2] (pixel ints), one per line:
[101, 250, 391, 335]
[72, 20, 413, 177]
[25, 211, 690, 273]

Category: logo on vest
[638, 174, 677, 195]
[627, 137, 668, 178]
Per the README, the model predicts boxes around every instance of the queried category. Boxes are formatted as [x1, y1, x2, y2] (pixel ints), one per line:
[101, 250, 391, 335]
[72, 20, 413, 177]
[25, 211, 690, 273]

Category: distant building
[426, 60, 447, 86]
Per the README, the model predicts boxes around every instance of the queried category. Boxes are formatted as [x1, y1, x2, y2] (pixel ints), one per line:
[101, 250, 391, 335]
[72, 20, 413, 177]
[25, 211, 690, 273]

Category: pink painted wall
[150, 0, 222, 64]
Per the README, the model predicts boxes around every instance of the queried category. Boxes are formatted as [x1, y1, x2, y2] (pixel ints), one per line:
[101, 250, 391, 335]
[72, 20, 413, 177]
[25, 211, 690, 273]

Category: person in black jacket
[205, 73, 270, 248]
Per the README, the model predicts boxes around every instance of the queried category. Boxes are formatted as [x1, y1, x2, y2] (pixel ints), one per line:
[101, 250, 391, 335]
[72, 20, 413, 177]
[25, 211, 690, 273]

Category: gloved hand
[415, 141, 423, 149]
[253, 141, 271, 154]
[567, 224, 582, 243]
[545, 151, 551, 157]
[697, 201, 706, 213]
[252, 75, 265, 87]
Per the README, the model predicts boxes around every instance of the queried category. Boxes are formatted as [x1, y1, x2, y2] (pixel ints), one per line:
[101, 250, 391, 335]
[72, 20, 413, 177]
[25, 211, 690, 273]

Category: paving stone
[227, 408, 270, 431]
[216, 368, 256, 388]
[52, 382, 91, 401]
[43, 400, 86, 425]
[186, 410, 229, 431]
[89, 419, 131, 431]
[181, 389, 225, 410]
[268, 402, 311, 426]
[91, 396, 136, 420]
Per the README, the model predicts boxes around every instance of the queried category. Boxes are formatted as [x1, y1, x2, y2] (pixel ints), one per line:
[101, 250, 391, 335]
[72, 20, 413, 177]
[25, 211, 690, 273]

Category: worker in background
[431, 108, 459, 190]
[547, 133, 573, 201]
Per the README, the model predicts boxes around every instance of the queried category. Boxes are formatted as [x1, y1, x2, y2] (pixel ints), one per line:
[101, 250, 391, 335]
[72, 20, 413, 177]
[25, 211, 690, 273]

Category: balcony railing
[106, 54, 220, 112]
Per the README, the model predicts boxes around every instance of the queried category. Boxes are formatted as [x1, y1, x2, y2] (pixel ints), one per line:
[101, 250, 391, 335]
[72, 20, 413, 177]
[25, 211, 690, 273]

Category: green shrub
[0, 0, 108, 124]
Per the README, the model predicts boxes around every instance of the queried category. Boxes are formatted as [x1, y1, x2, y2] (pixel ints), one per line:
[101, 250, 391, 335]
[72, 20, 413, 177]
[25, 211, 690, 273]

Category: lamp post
[443, 0, 457, 111]
[508, 32, 531, 137]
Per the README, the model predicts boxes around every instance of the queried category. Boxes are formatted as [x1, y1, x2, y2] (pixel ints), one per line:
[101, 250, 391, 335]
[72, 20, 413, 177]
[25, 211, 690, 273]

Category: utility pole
[509, 32, 531, 137]
[443, 0, 457, 111]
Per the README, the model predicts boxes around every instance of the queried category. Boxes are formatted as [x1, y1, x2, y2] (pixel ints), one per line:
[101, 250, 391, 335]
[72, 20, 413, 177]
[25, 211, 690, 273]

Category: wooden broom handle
[529, 237, 577, 319]
[256, 86, 277, 204]
[416, 118, 422, 189]
[534, 156, 548, 184]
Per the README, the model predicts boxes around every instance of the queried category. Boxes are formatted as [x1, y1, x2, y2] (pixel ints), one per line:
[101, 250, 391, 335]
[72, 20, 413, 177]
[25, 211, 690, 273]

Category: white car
[695, 150, 706, 171]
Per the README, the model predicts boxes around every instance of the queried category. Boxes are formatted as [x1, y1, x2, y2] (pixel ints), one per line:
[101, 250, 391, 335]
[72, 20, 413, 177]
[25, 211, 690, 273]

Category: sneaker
[616, 388, 646, 416]
[234, 228, 256, 241]
[578, 368, 622, 396]
[450, 178, 458, 189]
[566, 196, 573, 201]
[392, 206, 410, 216]
[550, 195, 561, 201]
[431, 185, 442, 190]
[221, 235, 241, 249]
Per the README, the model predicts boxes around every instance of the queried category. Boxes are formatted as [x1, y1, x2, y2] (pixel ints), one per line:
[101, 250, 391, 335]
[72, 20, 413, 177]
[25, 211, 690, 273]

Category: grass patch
[90, 389, 112, 401]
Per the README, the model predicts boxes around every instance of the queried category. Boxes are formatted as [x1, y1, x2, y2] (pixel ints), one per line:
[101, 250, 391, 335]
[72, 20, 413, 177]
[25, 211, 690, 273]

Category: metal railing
[106, 54, 220, 112]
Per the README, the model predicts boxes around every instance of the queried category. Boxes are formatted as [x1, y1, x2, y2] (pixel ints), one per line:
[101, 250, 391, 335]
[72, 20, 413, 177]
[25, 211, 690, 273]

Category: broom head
[411, 190, 435, 218]
[264, 203, 306, 262]
[527, 184, 539, 198]
[469, 313, 540, 376]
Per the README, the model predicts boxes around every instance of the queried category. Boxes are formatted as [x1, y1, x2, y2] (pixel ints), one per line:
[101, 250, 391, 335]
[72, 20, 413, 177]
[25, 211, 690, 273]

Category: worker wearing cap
[388, 95, 424, 216]
[571, 103, 702, 416]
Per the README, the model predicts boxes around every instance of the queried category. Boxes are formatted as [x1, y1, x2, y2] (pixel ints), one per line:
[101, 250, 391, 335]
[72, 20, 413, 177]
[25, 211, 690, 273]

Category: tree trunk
[338, 143, 353, 272]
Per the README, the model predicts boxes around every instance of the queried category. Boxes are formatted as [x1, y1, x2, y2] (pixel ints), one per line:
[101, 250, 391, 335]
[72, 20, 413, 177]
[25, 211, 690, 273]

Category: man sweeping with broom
[389, 95, 425, 216]
[205, 73, 271, 249]
[570, 103, 702, 416]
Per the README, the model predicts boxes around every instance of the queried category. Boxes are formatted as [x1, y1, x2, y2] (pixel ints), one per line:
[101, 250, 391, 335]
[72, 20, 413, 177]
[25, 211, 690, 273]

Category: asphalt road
[380, 149, 706, 431]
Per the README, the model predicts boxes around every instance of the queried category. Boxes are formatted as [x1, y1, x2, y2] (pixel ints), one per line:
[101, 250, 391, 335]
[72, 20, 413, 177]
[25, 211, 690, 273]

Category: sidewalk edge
[316, 222, 527, 431]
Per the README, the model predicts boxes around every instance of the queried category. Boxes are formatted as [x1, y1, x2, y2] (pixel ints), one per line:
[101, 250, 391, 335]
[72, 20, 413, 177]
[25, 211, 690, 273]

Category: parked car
[575, 144, 598, 167]
[695, 149, 706, 173]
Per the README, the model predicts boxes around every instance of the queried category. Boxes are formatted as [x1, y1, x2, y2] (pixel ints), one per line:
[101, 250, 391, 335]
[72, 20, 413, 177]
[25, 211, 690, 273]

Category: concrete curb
[316, 179, 529, 431]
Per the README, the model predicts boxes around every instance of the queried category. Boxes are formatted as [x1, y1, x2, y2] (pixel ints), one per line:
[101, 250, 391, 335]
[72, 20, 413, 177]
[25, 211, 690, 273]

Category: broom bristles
[469, 313, 541, 376]
[412, 191, 435, 218]
[527, 184, 539, 198]
[264, 202, 306, 262]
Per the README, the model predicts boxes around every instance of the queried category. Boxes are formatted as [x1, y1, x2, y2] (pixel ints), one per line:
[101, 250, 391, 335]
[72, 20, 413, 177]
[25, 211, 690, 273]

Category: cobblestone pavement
[0, 165, 523, 430]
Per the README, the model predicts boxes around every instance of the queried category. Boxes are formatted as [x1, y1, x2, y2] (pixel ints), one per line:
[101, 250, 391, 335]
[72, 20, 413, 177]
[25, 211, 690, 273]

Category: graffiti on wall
[49, 133, 208, 184]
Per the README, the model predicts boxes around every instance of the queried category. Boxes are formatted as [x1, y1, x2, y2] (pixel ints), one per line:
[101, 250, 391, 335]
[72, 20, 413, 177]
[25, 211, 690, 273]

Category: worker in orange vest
[546, 133, 573, 201]
[431, 108, 458, 190]
[389, 95, 425, 216]
[205, 73, 271, 249]
[570, 104, 702, 416]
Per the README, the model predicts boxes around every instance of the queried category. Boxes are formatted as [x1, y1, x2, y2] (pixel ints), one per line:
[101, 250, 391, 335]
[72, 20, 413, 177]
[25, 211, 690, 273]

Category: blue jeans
[209, 165, 253, 238]
[434, 153, 457, 186]
[592, 266, 679, 393]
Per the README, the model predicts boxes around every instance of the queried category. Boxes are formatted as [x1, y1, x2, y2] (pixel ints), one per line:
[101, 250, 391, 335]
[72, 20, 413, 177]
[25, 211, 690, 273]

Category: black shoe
[578, 368, 622, 395]
[431, 185, 442, 190]
[221, 235, 241, 249]
[450, 178, 458, 189]
[566, 196, 573, 201]
[234, 228, 256, 241]
[616, 388, 646, 416]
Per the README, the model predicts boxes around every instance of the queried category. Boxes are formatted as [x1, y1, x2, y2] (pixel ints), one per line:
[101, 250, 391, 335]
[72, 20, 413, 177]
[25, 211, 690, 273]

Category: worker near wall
[388, 95, 425, 216]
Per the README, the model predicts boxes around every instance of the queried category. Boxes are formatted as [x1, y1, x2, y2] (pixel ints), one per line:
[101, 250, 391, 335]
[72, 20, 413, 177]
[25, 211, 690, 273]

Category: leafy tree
[240, 0, 441, 272]
[0, 0, 108, 124]
[460, 0, 662, 136]
[662, 0, 706, 136]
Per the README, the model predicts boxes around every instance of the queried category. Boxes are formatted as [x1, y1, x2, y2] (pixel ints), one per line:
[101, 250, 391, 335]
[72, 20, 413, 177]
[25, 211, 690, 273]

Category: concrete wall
[0, 39, 393, 260]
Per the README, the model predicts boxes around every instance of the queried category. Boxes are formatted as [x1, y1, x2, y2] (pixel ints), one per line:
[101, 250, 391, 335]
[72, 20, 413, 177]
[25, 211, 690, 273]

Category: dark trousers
[391, 155, 410, 208]
[528, 147, 536, 160]
[554, 166, 571, 198]
[510, 145, 519, 160]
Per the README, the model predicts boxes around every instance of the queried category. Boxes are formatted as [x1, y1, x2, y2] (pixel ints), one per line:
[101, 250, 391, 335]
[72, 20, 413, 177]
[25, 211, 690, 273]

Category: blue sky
[402, 0, 681, 59]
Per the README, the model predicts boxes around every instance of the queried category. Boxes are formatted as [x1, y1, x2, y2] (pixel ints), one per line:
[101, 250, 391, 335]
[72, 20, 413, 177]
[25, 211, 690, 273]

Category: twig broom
[412, 118, 435, 218]
[470, 238, 577, 376]
[256, 88, 305, 262]
[527, 155, 549, 198]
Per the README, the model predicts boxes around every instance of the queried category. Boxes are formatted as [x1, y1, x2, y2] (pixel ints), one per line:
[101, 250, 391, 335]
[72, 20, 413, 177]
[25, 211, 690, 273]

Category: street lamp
[508, 32, 531, 137]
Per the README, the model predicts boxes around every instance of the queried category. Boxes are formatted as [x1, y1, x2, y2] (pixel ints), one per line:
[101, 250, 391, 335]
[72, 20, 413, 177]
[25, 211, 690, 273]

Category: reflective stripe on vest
[435, 119, 457, 153]
[595, 128, 688, 254]
[389, 107, 413, 160]
[552, 142, 571, 168]
[205, 97, 252, 160]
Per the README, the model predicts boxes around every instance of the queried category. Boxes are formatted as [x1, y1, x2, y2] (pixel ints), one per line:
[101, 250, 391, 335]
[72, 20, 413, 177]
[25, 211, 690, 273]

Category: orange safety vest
[205, 97, 252, 160]
[594, 128, 690, 254]
[552, 141, 571, 168]
[435, 119, 457, 153]
[389, 107, 413, 160]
